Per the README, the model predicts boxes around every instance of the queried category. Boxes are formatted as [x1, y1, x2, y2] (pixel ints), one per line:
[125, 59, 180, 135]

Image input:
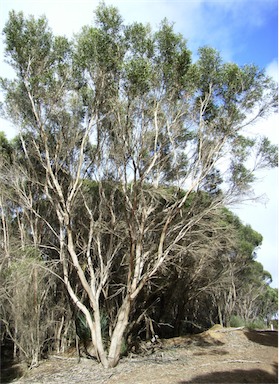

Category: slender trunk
[61, 319, 72, 353]
[218, 304, 223, 327]
[0, 195, 10, 270]
[56, 315, 65, 353]
[91, 304, 109, 368]
[13, 323, 18, 360]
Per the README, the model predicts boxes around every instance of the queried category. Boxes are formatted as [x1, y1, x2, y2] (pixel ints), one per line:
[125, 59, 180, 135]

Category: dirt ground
[2, 326, 278, 384]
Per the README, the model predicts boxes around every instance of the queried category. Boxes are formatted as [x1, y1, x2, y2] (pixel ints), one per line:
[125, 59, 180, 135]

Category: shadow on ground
[244, 330, 278, 347]
[1, 340, 25, 383]
[1, 363, 24, 383]
[193, 348, 230, 356]
[179, 364, 278, 383]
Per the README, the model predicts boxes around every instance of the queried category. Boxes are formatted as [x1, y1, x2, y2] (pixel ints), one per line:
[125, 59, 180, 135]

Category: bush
[229, 315, 268, 330]
[229, 315, 245, 328]
[246, 319, 266, 330]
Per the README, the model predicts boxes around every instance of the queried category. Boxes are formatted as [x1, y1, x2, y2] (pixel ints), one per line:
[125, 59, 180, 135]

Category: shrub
[246, 319, 266, 330]
[229, 315, 245, 328]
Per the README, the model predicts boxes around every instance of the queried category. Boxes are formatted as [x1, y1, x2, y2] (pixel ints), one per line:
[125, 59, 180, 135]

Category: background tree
[0, 4, 277, 368]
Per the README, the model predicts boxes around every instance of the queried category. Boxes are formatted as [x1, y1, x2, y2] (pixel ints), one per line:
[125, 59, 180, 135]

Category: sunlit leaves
[231, 135, 256, 163]
[94, 2, 123, 35]
[230, 162, 255, 192]
[3, 11, 52, 77]
[194, 47, 277, 135]
[0, 131, 13, 164]
[124, 22, 154, 58]
[154, 19, 191, 96]
[255, 136, 278, 168]
[124, 57, 153, 96]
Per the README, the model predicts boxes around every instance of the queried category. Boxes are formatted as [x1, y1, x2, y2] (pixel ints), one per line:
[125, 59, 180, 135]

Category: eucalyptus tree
[206, 212, 264, 326]
[0, 3, 277, 368]
[0, 132, 13, 270]
[234, 260, 273, 323]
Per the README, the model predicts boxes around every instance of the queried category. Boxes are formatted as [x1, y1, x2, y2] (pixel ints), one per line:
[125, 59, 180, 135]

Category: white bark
[108, 297, 131, 367]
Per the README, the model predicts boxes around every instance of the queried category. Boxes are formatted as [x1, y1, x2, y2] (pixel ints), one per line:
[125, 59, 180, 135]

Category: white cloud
[266, 59, 278, 82]
[244, 112, 279, 146]
[0, 118, 17, 139]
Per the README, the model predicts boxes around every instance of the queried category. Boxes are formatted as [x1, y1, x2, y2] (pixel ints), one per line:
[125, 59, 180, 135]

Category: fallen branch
[49, 355, 80, 361]
[226, 359, 261, 364]
[201, 359, 261, 367]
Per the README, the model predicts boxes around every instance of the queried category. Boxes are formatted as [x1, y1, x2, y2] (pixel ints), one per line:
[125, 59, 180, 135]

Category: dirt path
[2, 328, 278, 384]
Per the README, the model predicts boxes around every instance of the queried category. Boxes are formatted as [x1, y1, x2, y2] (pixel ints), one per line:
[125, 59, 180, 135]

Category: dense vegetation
[0, 4, 278, 368]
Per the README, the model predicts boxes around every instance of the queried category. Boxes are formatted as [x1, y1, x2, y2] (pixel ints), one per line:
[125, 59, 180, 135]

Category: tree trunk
[55, 315, 65, 353]
[91, 305, 109, 368]
[107, 297, 131, 368]
[218, 304, 223, 327]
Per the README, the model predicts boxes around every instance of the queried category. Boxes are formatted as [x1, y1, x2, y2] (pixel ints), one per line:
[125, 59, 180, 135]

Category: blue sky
[0, 0, 278, 286]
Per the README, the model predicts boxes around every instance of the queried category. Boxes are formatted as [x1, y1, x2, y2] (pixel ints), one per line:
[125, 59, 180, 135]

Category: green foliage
[3, 11, 52, 76]
[238, 225, 263, 258]
[120, 338, 128, 356]
[256, 137, 278, 168]
[1, 7, 277, 192]
[76, 313, 91, 341]
[154, 19, 191, 95]
[0, 131, 13, 163]
[95, 2, 123, 34]
[231, 135, 256, 164]
[196, 46, 222, 91]
[124, 57, 153, 96]
[230, 316, 267, 330]
[76, 310, 109, 343]
[229, 315, 246, 328]
[246, 319, 267, 330]
[124, 22, 154, 58]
